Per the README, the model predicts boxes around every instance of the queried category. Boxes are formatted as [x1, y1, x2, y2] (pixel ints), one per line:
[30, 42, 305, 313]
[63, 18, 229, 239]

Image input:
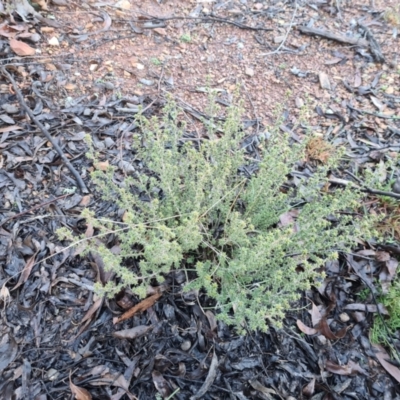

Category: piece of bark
[298, 26, 369, 47]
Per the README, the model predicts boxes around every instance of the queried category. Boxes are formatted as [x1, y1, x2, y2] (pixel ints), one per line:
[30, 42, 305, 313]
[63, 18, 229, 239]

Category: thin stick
[140, 13, 273, 32]
[0, 194, 70, 227]
[259, 0, 298, 56]
[0, 66, 89, 194]
[329, 175, 400, 200]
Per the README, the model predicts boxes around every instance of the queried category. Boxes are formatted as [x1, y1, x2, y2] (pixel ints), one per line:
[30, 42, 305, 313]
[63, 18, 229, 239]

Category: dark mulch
[1, 1, 400, 399]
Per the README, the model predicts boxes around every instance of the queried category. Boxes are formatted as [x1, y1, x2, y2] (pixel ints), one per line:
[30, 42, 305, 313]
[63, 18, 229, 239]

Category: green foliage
[179, 33, 192, 43]
[60, 97, 378, 332]
[371, 278, 400, 360]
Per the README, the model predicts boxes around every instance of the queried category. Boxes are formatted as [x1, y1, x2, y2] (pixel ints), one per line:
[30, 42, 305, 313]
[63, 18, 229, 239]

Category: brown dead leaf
[70, 372, 92, 400]
[65, 83, 77, 91]
[79, 195, 91, 206]
[354, 70, 362, 87]
[373, 344, 400, 383]
[80, 296, 104, 325]
[12, 251, 39, 291]
[325, 360, 367, 376]
[154, 27, 167, 36]
[96, 160, 109, 171]
[296, 319, 318, 335]
[152, 371, 171, 398]
[113, 325, 152, 339]
[318, 317, 347, 340]
[9, 38, 35, 56]
[0, 125, 22, 133]
[311, 302, 322, 327]
[302, 377, 316, 397]
[376, 251, 391, 262]
[113, 292, 162, 324]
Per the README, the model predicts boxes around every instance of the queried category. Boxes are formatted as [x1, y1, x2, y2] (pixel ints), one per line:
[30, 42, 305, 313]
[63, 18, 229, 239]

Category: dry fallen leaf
[113, 325, 152, 339]
[296, 319, 318, 335]
[96, 160, 109, 171]
[12, 251, 38, 291]
[113, 292, 162, 324]
[9, 38, 35, 56]
[302, 377, 316, 396]
[373, 345, 400, 383]
[48, 36, 60, 46]
[325, 360, 367, 376]
[69, 371, 92, 400]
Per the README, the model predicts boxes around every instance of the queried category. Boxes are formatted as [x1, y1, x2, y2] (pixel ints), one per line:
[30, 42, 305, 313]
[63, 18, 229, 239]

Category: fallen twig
[139, 13, 273, 32]
[0, 66, 89, 194]
[358, 22, 385, 63]
[329, 175, 400, 200]
[259, 0, 298, 56]
[0, 194, 70, 228]
[297, 26, 369, 47]
[347, 104, 398, 120]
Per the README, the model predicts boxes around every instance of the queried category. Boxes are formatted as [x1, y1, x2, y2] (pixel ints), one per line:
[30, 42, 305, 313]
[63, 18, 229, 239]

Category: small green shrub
[58, 97, 377, 332]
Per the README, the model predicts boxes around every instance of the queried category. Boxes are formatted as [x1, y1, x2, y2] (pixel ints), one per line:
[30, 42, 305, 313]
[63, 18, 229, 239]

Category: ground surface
[1, 0, 400, 399]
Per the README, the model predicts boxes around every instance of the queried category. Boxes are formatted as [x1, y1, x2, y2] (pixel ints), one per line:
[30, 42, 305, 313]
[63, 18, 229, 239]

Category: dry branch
[1, 66, 89, 194]
[297, 26, 369, 47]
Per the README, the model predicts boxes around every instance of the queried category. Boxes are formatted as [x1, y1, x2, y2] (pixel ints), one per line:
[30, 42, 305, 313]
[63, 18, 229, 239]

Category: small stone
[104, 137, 115, 148]
[104, 82, 114, 90]
[48, 37, 59, 46]
[181, 340, 191, 351]
[139, 78, 154, 86]
[27, 33, 41, 43]
[274, 35, 285, 43]
[319, 72, 331, 90]
[386, 86, 394, 94]
[245, 67, 254, 77]
[115, 0, 130, 9]
[295, 97, 304, 108]
[339, 312, 350, 322]
[136, 63, 145, 70]
[89, 63, 99, 72]
[46, 369, 59, 381]
[392, 177, 400, 194]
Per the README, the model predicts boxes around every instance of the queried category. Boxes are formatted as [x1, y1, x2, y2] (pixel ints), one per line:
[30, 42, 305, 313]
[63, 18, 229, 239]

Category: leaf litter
[0, 0, 400, 398]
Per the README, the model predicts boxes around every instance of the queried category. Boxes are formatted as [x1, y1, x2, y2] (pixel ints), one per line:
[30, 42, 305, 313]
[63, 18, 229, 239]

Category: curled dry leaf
[113, 325, 152, 340]
[152, 371, 171, 398]
[69, 371, 92, 400]
[249, 380, 277, 396]
[113, 292, 162, 324]
[311, 302, 322, 327]
[12, 251, 38, 291]
[9, 38, 35, 56]
[296, 320, 318, 335]
[302, 377, 316, 397]
[373, 344, 400, 383]
[0, 334, 18, 371]
[325, 360, 367, 376]
[376, 251, 391, 262]
[318, 317, 347, 340]
[190, 351, 219, 400]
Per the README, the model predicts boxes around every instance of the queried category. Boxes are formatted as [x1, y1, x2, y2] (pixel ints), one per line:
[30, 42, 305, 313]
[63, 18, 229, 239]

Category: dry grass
[305, 136, 335, 164]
